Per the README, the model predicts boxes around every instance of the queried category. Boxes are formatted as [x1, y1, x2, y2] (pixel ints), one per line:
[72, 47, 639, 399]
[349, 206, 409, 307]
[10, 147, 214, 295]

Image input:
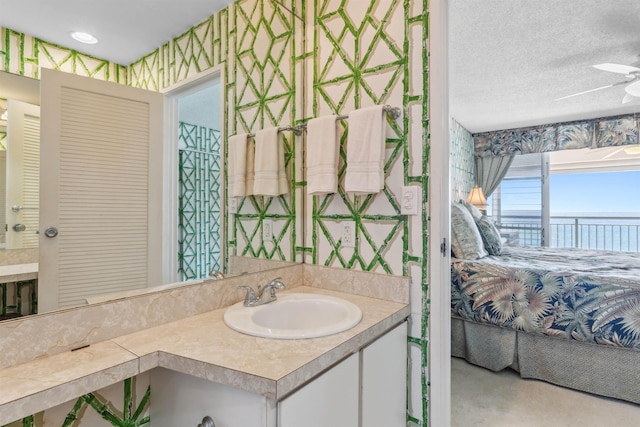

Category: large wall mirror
[0, 0, 304, 322]
[0, 72, 40, 252]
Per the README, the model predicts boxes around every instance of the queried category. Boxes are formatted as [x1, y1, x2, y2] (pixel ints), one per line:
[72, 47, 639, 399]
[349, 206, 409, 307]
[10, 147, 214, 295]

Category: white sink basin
[223, 293, 363, 339]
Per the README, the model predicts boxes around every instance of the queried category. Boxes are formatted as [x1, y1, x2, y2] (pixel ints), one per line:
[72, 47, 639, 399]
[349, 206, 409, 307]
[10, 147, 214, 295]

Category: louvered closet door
[6, 100, 40, 249]
[39, 69, 163, 313]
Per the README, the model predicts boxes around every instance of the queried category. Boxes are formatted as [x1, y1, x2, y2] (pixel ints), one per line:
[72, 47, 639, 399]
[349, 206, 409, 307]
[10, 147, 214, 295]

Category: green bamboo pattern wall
[178, 122, 222, 280]
[1, 27, 125, 82]
[130, 0, 302, 267]
[309, 1, 429, 424]
[2, 377, 149, 427]
[230, 0, 300, 264]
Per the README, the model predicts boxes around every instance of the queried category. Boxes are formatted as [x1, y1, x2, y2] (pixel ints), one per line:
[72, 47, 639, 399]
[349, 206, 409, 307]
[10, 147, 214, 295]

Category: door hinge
[440, 238, 448, 256]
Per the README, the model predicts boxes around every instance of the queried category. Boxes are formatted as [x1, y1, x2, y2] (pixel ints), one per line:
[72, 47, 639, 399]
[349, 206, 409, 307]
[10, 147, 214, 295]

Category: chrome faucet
[208, 270, 225, 280]
[238, 278, 286, 307]
[197, 416, 215, 427]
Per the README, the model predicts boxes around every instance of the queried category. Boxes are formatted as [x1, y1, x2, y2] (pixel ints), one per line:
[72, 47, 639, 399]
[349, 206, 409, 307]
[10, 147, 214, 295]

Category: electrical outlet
[342, 221, 356, 248]
[400, 186, 419, 216]
[229, 197, 238, 214]
[263, 220, 274, 242]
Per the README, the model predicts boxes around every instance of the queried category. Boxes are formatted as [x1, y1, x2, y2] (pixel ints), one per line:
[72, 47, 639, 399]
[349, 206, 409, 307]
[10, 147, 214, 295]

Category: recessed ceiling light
[70, 31, 98, 44]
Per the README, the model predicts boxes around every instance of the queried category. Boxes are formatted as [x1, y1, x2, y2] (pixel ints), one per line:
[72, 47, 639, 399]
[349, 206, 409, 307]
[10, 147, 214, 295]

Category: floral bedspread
[451, 247, 640, 350]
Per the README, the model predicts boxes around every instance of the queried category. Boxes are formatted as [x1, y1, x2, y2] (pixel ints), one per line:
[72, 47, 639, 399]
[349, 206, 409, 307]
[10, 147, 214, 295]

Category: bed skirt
[452, 316, 640, 405]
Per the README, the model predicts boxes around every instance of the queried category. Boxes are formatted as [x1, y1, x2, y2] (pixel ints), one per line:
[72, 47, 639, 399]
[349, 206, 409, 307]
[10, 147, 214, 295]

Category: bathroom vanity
[0, 264, 410, 426]
[151, 321, 407, 427]
[114, 285, 408, 427]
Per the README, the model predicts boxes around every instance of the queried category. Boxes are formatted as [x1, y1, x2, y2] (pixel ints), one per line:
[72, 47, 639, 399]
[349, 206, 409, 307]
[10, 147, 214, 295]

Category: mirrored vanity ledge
[0, 265, 409, 424]
[0, 262, 38, 282]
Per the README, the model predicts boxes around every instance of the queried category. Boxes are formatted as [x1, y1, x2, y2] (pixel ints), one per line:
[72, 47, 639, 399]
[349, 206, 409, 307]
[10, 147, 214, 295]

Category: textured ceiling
[450, 0, 640, 133]
[0, 0, 234, 65]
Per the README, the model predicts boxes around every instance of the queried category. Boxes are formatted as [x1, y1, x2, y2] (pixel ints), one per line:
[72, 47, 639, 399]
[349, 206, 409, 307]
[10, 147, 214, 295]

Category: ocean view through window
[487, 149, 640, 252]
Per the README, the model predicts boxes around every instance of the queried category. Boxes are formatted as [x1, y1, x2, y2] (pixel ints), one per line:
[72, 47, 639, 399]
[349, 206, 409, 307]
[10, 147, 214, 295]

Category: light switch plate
[400, 186, 419, 216]
[229, 197, 238, 214]
[263, 220, 274, 242]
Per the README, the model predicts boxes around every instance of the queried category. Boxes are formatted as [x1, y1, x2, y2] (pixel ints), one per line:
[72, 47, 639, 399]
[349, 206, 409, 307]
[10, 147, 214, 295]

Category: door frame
[428, 0, 451, 425]
[161, 65, 226, 284]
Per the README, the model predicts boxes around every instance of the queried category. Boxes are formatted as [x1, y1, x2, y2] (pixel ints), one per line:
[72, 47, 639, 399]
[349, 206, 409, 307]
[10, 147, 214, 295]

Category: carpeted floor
[451, 357, 640, 427]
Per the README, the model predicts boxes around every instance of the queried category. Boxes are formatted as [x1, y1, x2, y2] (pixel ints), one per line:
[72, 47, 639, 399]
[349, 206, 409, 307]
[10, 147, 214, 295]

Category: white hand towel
[253, 127, 289, 196]
[344, 105, 386, 194]
[245, 138, 255, 196]
[306, 115, 339, 195]
[228, 133, 249, 197]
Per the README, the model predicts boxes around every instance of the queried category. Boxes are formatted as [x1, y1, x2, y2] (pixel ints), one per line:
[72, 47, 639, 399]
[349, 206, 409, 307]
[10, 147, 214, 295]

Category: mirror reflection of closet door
[6, 99, 40, 250]
[39, 69, 164, 313]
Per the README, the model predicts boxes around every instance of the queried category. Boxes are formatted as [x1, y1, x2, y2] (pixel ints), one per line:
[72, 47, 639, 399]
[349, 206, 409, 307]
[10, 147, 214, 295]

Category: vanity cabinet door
[150, 368, 276, 427]
[278, 352, 359, 427]
[361, 322, 408, 427]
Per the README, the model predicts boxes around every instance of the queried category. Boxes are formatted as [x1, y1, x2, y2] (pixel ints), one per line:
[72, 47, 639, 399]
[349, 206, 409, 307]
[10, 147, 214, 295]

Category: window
[488, 152, 547, 247]
[488, 146, 640, 252]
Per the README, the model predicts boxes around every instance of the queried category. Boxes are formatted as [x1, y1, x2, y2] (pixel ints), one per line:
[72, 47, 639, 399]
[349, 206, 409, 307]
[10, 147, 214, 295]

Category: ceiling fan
[555, 63, 640, 104]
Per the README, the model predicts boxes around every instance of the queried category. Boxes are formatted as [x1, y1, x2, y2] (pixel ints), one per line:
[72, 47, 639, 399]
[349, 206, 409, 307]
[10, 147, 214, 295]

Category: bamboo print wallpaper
[178, 122, 223, 280]
[307, 1, 429, 423]
[0, 28, 125, 82]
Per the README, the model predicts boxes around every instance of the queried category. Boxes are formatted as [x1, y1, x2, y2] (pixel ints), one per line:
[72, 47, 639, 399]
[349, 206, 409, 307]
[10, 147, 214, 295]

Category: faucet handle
[269, 277, 286, 290]
[237, 285, 257, 306]
[209, 270, 224, 280]
[260, 278, 285, 299]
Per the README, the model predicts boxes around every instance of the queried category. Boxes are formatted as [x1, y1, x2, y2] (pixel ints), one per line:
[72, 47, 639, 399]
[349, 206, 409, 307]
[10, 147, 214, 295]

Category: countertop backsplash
[0, 263, 409, 370]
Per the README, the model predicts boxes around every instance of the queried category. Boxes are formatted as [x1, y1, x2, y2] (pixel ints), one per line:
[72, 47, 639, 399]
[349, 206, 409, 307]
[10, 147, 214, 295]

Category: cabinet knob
[197, 416, 215, 427]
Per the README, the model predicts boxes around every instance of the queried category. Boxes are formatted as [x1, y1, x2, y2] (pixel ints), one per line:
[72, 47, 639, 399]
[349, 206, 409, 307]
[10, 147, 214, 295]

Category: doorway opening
[163, 68, 224, 283]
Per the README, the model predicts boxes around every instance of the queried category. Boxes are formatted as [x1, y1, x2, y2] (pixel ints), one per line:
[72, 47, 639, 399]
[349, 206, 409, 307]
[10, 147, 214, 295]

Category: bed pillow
[460, 199, 482, 221]
[451, 202, 488, 259]
[475, 215, 503, 256]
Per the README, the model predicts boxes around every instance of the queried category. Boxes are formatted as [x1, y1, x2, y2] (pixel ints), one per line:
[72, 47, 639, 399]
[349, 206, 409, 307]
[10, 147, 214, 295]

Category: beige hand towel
[228, 133, 249, 197]
[253, 127, 288, 196]
[344, 105, 386, 194]
[306, 115, 339, 195]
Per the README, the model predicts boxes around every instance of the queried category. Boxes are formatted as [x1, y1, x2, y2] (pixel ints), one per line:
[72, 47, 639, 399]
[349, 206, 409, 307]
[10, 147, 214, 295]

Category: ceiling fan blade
[553, 81, 627, 101]
[593, 63, 640, 74]
[625, 80, 640, 97]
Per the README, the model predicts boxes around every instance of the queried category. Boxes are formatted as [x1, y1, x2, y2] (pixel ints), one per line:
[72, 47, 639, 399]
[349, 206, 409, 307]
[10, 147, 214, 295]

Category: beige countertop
[0, 285, 409, 424]
[0, 263, 38, 282]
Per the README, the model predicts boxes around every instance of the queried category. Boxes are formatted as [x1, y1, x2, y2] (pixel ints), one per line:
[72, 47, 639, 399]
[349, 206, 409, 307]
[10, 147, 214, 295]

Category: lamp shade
[466, 185, 487, 210]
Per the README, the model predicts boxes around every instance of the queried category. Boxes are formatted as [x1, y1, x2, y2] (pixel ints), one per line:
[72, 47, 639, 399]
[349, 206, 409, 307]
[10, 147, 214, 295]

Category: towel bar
[245, 125, 303, 138]
[237, 105, 401, 139]
[336, 105, 401, 121]
[295, 105, 401, 132]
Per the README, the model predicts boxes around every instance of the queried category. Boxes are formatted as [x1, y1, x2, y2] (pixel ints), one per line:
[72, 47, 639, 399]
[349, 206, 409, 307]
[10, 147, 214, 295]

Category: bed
[449, 201, 640, 404]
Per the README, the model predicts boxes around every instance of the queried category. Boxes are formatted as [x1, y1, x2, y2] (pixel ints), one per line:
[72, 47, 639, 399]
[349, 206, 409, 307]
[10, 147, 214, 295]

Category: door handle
[44, 227, 59, 238]
[12, 224, 26, 232]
